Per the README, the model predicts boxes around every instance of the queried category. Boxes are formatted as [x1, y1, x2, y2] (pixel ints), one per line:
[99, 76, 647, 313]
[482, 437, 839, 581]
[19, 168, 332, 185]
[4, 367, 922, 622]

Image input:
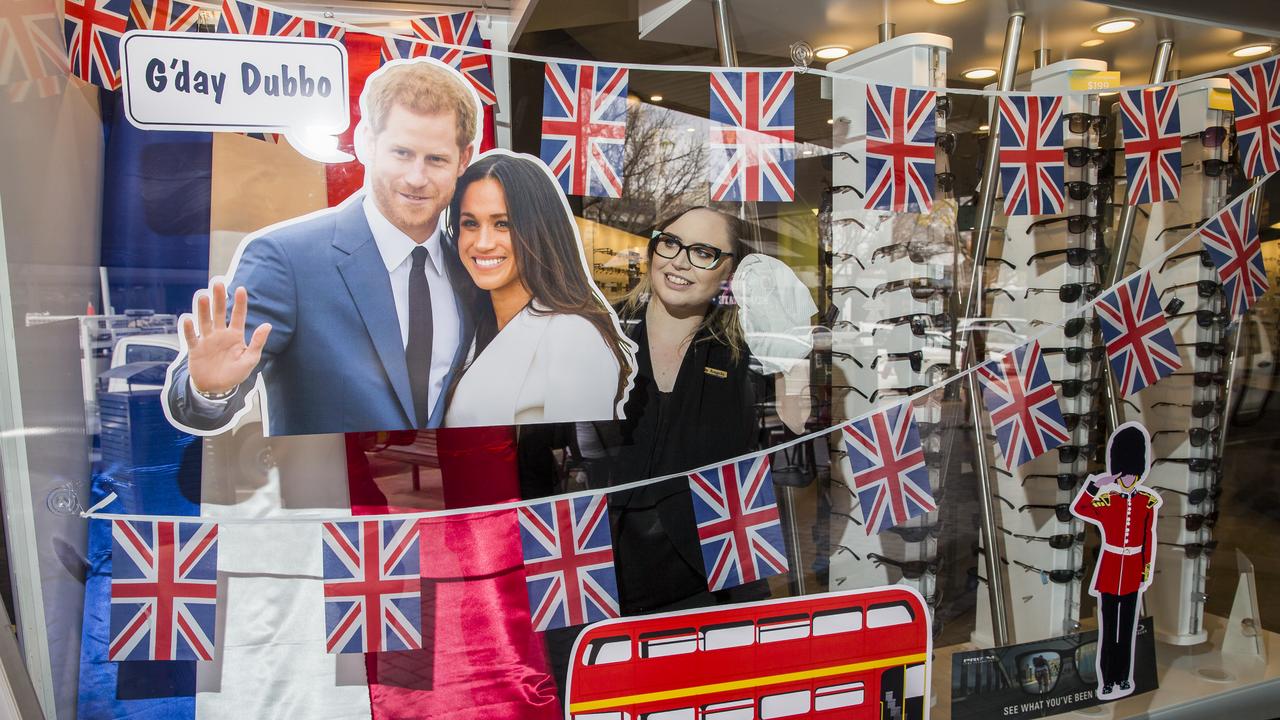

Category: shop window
[640, 628, 698, 658]
[812, 607, 863, 636]
[814, 681, 865, 711]
[757, 614, 810, 644]
[866, 601, 915, 629]
[759, 689, 810, 719]
[584, 636, 632, 666]
[701, 621, 754, 650]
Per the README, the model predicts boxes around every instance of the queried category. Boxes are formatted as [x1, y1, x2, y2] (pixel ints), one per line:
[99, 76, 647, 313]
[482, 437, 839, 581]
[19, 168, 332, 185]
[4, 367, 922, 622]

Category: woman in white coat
[443, 152, 636, 427]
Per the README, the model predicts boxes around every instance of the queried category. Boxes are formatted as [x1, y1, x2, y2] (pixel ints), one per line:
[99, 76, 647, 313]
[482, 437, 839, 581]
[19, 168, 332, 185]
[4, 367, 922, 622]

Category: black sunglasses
[1159, 540, 1218, 559]
[872, 278, 950, 300]
[936, 131, 957, 154]
[1023, 473, 1085, 492]
[1026, 247, 1109, 268]
[1170, 371, 1227, 387]
[1014, 560, 1083, 584]
[1052, 378, 1103, 397]
[868, 552, 938, 579]
[1029, 316, 1100, 339]
[1172, 511, 1219, 531]
[1181, 126, 1229, 148]
[871, 350, 924, 372]
[1181, 159, 1239, 177]
[1176, 341, 1229, 358]
[1066, 147, 1108, 168]
[1169, 310, 1230, 328]
[871, 241, 936, 265]
[1064, 180, 1113, 203]
[1025, 214, 1103, 235]
[1159, 249, 1216, 272]
[1159, 280, 1224, 300]
[1152, 400, 1225, 419]
[1057, 443, 1100, 464]
[1152, 484, 1222, 505]
[1025, 283, 1102, 303]
[1154, 456, 1221, 473]
[868, 386, 929, 403]
[873, 312, 952, 337]
[1066, 113, 1108, 135]
[1018, 502, 1074, 523]
[1151, 427, 1221, 448]
[885, 524, 942, 543]
[824, 184, 865, 199]
[1041, 345, 1107, 364]
[1001, 527, 1086, 550]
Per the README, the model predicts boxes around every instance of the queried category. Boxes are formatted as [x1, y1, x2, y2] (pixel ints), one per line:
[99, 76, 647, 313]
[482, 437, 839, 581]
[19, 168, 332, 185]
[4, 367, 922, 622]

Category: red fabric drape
[335, 33, 555, 720]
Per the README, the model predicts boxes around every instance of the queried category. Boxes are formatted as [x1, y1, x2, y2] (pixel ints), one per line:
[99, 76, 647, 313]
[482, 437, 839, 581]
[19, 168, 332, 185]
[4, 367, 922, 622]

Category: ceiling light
[1093, 18, 1139, 35]
[827, 118, 834, 125]
[977, 124, 990, 132]
[1232, 44, 1275, 58]
[930, 0, 967, 4]
[815, 46, 850, 61]
[1080, 38, 1105, 48]
[963, 67, 998, 80]
[650, 94, 663, 102]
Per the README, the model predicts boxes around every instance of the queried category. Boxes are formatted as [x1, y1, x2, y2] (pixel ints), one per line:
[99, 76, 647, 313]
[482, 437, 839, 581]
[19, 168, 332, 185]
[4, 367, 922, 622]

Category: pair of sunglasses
[1023, 472, 1085, 491]
[1066, 147, 1108, 168]
[1057, 443, 1100, 464]
[872, 312, 952, 337]
[872, 277, 949, 300]
[1064, 180, 1113, 203]
[1053, 378, 1103, 398]
[1025, 283, 1102, 303]
[1181, 159, 1239, 177]
[1016, 501, 1074, 523]
[1152, 400, 1225, 419]
[1001, 527, 1085, 549]
[1181, 126, 1230, 148]
[1169, 310, 1230, 328]
[871, 241, 937, 265]
[884, 524, 942, 543]
[1066, 113, 1108, 135]
[867, 552, 938, 579]
[1159, 249, 1216, 272]
[1026, 214, 1103, 235]
[1151, 427, 1221, 448]
[1153, 484, 1222, 505]
[1026, 247, 1109, 268]
[871, 350, 924, 372]
[1030, 316, 1101, 339]
[1170, 371, 1226, 388]
[1042, 345, 1107, 364]
[1159, 540, 1218, 559]
[1154, 456, 1221, 473]
[1014, 559, 1084, 584]
[1176, 341, 1229, 359]
[1171, 511, 1218, 531]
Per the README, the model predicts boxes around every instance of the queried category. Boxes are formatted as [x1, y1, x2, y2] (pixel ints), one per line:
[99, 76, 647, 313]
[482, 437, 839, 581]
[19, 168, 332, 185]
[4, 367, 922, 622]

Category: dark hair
[447, 153, 634, 415]
[620, 206, 752, 359]
[1108, 424, 1148, 478]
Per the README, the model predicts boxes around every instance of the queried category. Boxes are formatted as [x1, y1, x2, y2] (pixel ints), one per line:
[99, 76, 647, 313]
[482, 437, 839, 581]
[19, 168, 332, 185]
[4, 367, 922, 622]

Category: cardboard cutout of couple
[162, 57, 637, 437]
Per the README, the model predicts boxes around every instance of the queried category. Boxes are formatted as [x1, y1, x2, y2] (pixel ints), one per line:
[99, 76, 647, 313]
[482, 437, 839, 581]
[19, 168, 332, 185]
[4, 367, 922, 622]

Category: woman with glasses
[442, 152, 637, 426]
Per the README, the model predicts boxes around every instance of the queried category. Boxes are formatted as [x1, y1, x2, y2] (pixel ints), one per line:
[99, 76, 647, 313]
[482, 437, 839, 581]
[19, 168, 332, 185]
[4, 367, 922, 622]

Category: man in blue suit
[164, 59, 480, 436]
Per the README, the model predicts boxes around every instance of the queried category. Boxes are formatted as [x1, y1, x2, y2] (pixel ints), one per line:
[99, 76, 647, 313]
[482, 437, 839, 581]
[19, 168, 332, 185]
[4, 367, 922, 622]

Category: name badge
[704, 366, 728, 379]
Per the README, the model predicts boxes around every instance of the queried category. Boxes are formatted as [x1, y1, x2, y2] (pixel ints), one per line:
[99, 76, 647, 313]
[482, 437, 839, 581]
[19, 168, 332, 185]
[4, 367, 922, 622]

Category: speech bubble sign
[120, 30, 352, 162]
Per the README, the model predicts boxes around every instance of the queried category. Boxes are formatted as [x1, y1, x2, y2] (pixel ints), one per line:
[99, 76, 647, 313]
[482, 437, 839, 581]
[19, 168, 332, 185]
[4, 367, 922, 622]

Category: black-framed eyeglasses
[873, 312, 952, 337]
[1025, 283, 1102, 303]
[1169, 309, 1230, 328]
[1169, 371, 1227, 388]
[1066, 113, 1108, 135]
[1018, 502, 1074, 523]
[1158, 540, 1218, 559]
[1057, 443, 1100, 464]
[1171, 511, 1218, 531]
[1065, 412, 1103, 433]
[1023, 473, 1085, 491]
[1042, 345, 1106, 364]
[872, 350, 924, 372]
[872, 277, 950, 299]
[1159, 280, 1223, 300]
[1153, 220, 1208, 242]
[885, 524, 942, 543]
[1014, 560, 1084, 584]
[650, 231, 735, 270]
[1026, 214, 1103, 235]
[1152, 427, 1221, 448]
[1052, 378, 1103, 397]
[823, 150, 861, 166]
[830, 250, 867, 270]
[831, 285, 870, 298]
[1182, 126, 1229, 148]
[1030, 316, 1100, 339]
[867, 552, 938, 579]
[1065, 147, 1108, 168]
[1159, 249, 1216, 272]
[824, 184, 866, 199]
[936, 131, 957, 154]
[1154, 456, 1221, 473]
[869, 386, 928, 403]
[1001, 527, 1085, 549]
[871, 241, 936, 265]
[830, 352, 864, 368]
[1176, 341, 1229, 359]
[1026, 247, 1109, 268]
[1065, 181, 1113, 203]
[1152, 400, 1225, 419]
[1152, 484, 1222, 505]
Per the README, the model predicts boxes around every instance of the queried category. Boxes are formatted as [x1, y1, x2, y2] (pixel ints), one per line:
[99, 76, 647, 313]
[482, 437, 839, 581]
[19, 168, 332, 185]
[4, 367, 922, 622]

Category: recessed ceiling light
[650, 94, 663, 102]
[963, 67, 998, 80]
[1093, 18, 1139, 35]
[977, 124, 990, 132]
[1232, 44, 1275, 58]
[930, 0, 967, 4]
[815, 46, 851, 61]
[1081, 38, 1105, 48]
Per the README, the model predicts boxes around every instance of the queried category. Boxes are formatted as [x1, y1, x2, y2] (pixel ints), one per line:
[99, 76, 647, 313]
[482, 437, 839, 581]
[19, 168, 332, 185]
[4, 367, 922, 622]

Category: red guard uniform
[1072, 481, 1161, 596]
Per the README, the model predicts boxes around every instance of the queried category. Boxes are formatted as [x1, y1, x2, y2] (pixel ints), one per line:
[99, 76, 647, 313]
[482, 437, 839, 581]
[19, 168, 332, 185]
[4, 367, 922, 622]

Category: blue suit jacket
[165, 198, 473, 436]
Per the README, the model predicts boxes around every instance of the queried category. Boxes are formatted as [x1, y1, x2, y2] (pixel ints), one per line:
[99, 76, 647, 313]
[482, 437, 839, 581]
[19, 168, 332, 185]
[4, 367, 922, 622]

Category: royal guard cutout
[1070, 421, 1162, 701]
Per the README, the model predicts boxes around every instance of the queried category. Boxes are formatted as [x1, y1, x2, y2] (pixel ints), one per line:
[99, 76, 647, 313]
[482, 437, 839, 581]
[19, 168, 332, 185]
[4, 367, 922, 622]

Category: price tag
[1068, 70, 1121, 92]
[1208, 87, 1234, 112]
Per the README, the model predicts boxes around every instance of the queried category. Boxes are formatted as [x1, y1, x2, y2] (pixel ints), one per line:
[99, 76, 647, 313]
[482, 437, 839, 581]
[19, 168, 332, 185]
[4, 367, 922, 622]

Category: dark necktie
[406, 245, 434, 427]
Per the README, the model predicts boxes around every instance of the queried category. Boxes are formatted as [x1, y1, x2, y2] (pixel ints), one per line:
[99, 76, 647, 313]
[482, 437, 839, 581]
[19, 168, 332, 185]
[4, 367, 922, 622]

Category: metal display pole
[1103, 39, 1175, 428]
[961, 11, 1025, 647]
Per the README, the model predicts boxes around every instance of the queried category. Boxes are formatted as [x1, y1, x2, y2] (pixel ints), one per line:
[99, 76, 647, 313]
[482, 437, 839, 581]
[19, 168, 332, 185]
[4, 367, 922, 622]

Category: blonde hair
[621, 207, 751, 360]
[364, 62, 477, 150]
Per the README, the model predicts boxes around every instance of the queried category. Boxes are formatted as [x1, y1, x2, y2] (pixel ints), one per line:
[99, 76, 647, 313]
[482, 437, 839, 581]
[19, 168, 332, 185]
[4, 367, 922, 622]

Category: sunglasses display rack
[1125, 78, 1235, 645]
[823, 35, 957, 630]
[970, 60, 1112, 647]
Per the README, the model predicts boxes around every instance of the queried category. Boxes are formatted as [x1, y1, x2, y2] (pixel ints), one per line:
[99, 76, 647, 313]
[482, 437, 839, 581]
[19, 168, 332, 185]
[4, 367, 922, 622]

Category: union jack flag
[976, 340, 1070, 469]
[1120, 86, 1181, 205]
[708, 70, 795, 202]
[380, 17, 495, 106]
[321, 519, 422, 654]
[63, 0, 128, 89]
[997, 95, 1065, 216]
[842, 400, 936, 534]
[0, 0, 66, 102]
[1200, 198, 1269, 318]
[518, 495, 620, 631]
[865, 84, 936, 213]
[1230, 57, 1280, 178]
[538, 63, 628, 198]
[217, 0, 343, 39]
[128, 0, 200, 32]
[688, 456, 789, 592]
[109, 520, 218, 661]
[1097, 271, 1183, 397]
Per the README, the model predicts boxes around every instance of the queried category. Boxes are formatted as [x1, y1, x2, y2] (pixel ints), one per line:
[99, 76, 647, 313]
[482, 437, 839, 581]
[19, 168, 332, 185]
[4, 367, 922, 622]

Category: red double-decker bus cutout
[566, 586, 932, 720]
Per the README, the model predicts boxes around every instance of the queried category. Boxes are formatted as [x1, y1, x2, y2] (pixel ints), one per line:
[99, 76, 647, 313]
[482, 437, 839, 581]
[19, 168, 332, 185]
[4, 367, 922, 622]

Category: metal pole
[1033, 49, 1051, 68]
[878, 22, 896, 43]
[1103, 39, 1175, 427]
[963, 11, 1025, 648]
[711, 0, 738, 67]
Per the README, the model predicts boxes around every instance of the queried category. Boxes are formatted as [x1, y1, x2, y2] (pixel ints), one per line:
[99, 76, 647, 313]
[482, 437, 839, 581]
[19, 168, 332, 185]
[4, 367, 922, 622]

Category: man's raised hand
[182, 283, 271, 396]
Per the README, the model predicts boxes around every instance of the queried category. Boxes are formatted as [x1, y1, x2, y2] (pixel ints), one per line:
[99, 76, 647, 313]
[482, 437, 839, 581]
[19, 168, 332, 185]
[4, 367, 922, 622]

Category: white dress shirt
[191, 195, 461, 422]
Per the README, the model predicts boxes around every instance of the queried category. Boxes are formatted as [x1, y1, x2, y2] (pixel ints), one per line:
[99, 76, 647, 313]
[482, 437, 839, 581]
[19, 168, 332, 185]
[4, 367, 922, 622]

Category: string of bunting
[58, 0, 1280, 202]
[87, 172, 1271, 661]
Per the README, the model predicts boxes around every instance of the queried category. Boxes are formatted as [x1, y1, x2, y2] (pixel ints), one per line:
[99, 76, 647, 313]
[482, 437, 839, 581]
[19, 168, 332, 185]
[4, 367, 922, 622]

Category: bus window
[814, 681, 865, 711]
[759, 689, 810, 719]
[701, 621, 754, 651]
[905, 663, 926, 698]
[640, 708, 693, 720]
[812, 607, 863, 636]
[584, 636, 633, 666]
[701, 698, 753, 719]
[639, 628, 698, 658]
[757, 614, 810, 644]
[866, 601, 915, 629]
[574, 713, 630, 720]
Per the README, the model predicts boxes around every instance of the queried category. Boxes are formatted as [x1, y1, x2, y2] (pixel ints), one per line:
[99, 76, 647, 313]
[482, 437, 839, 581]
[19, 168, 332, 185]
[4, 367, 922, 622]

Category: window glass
[585, 636, 632, 666]
[759, 690, 810, 719]
[701, 621, 754, 650]
[641, 708, 694, 720]
[812, 607, 863, 636]
[640, 628, 698, 658]
[758, 614, 810, 644]
[702, 699, 754, 720]
[866, 601, 915, 629]
[814, 682, 865, 711]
